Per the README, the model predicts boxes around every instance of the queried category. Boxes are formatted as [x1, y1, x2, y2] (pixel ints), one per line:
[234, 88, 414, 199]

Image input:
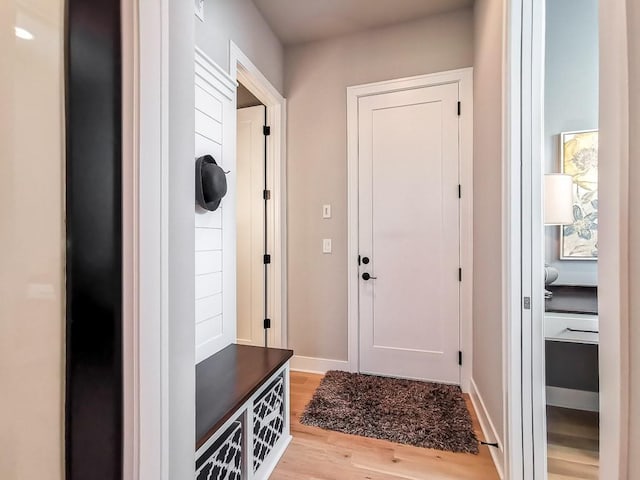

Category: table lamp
[544, 174, 574, 299]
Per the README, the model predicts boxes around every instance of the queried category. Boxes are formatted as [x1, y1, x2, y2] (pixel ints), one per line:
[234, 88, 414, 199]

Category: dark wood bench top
[546, 285, 598, 315]
[196, 343, 293, 449]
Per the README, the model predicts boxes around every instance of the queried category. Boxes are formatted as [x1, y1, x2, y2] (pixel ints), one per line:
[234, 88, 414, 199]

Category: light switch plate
[322, 238, 332, 254]
[322, 204, 331, 219]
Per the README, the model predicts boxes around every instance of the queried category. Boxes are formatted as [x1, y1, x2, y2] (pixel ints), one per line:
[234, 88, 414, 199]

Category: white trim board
[525, 1, 548, 478]
[503, 0, 525, 478]
[346, 68, 474, 392]
[290, 355, 350, 374]
[470, 379, 506, 480]
[194, 48, 238, 362]
[134, 1, 196, 478]
[133, 0, 173, 478]
[195, 47, 236, 98]
[229, 41, 288, 349]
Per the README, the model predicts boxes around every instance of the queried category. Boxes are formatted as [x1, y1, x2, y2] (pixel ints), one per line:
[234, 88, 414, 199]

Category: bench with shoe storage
[196, 344, 293, 480]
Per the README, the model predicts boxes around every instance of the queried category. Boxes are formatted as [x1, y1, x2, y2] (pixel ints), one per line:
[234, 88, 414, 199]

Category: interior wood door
[236, 105, 265, 346]
[358, 83, 461, 384]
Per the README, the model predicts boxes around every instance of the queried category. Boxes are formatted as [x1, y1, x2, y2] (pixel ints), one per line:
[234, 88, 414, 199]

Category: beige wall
[472, 0, 505, 443]
[628, 0, 640, 473]
[195, 0, 284, 94]
[599, 0, 639, 477]
[285, 9, 474, 361]
[0, 1, 64, 479]
[598, 0, 631, 477]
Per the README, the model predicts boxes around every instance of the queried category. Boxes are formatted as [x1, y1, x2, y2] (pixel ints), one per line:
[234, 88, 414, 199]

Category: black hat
[195, 154, 228, 211]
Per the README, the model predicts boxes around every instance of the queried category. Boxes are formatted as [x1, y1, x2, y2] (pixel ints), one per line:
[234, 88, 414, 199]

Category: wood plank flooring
[271, 372, 500, 480]
[547, 406, 599, 480]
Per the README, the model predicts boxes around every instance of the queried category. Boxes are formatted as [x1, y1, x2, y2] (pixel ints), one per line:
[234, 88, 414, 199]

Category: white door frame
[229, 41, 288, 349]
[517, 0, 547, 478]
[124, 0, 197, 479]
[503, 0, 545, 478]
[516, 1, 630, 479]
[346, 68, 474, 391]
[122, 1, 171, 478]
[503, 0, 525, 479]
[503, 0, 633, 477]
[509, 1, 618, 479]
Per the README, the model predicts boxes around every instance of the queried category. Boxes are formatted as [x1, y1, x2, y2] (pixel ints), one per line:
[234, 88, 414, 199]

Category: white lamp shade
[544, 174, 574, 225]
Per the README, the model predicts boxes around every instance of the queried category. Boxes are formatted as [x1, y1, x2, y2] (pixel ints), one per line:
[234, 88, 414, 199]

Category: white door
[236, 105, 265, 346]
[358, 83, 461, 384]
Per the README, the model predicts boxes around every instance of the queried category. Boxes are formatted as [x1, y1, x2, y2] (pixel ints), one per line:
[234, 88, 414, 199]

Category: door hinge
[263, 254, 271, 264]
[523, 296, 531, 310]
[458, 184, 462, 198]
[263, 318, 271, 329]
[458, 351, 463, 366]
[457, 101, 461, 116]
[458, 267, 462, 282]
[263, 189, 271, 200]
[263, 125, 271, 136]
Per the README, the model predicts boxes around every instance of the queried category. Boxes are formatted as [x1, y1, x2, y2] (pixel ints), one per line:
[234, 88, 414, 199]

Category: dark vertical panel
[65, 0, 122, 479]
[545, 341, 600, 392]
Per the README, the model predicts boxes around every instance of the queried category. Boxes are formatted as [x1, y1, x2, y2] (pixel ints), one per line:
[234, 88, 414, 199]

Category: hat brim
[195, 154, 227, 212]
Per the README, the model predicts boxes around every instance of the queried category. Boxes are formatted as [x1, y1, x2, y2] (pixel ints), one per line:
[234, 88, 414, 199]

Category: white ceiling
[252, 0, 474, 46]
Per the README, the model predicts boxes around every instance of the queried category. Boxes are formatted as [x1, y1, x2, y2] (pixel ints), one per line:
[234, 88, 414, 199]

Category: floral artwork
[561, 130, 598, 260]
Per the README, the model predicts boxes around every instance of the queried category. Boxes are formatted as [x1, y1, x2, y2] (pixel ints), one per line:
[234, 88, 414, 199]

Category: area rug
[300, 370, 479, 454]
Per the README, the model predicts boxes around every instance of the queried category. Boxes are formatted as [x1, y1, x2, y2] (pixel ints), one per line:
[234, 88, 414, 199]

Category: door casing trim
[346, 68, 474, 391]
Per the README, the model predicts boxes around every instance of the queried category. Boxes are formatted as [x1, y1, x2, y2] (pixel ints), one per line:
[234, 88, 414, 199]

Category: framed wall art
[560, 130, 598, 260]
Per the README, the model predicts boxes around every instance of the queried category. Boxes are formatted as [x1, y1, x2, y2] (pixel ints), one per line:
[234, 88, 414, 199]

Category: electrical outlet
[322, 204, 331, 219]
[322, 238, 332, 254]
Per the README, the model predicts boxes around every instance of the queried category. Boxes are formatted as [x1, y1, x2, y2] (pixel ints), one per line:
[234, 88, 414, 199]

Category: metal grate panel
[252, 374, 285, 472]
[196, 421, 243, 480]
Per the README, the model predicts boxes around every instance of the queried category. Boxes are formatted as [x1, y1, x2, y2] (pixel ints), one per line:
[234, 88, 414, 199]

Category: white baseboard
[469, 379, 505, 480]
[290, 355, 350, 374]
[546, 386, 599, 412]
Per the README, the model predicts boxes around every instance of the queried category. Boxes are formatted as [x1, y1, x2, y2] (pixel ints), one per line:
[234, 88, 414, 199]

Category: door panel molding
[347, 68, 473, 391]
[236, 105, 267, 347]
[357, 84, 460, 383]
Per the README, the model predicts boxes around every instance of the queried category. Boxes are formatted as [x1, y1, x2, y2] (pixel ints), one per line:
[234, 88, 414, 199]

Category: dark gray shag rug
[300, 370, 479, 454]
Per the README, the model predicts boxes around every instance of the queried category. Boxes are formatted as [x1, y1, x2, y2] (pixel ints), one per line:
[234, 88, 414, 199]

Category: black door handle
[362, 272, 377, 281]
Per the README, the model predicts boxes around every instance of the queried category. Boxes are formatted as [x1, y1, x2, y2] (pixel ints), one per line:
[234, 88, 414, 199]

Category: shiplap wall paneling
[194, 48, 237, 363]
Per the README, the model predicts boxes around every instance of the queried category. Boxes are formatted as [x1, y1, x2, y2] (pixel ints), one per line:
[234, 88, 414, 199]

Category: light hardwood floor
[271, 372, 500, 480]
[547, 406, 599, 480]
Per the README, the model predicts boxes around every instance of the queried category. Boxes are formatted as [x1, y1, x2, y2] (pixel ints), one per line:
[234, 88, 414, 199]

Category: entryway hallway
[271, 372, 499, 479]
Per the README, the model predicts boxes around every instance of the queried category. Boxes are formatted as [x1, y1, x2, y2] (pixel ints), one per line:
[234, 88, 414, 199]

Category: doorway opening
[230, 42, 287, 349]
[541, 1, 600, 478]
[236, 83, 268, 347]
[514, 0, 601, 478]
